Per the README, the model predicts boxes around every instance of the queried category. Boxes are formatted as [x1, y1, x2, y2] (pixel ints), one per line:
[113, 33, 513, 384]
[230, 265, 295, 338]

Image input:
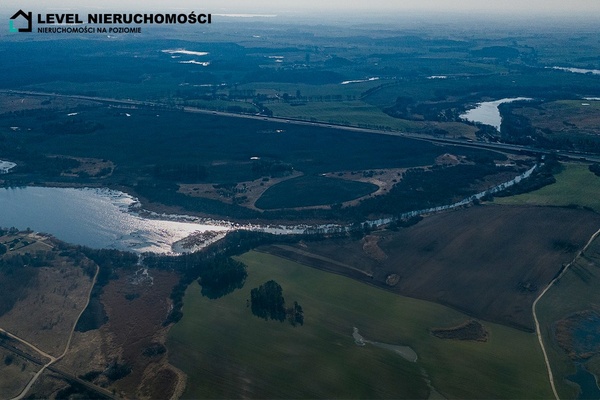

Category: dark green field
[167, 251, 553, 399]
[255, 175, 378, 209]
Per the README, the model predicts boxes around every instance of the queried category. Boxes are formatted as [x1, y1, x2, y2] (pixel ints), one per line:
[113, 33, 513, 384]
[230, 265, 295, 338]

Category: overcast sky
[2, 0, 600, 15]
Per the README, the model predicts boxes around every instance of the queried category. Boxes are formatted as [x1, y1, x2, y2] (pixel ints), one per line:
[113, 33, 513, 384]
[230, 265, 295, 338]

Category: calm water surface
[0, 186, 228, 253]
[460, 97, 532, 132]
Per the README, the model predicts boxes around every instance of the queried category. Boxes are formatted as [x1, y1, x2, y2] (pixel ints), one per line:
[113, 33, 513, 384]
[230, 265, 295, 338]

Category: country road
[532, 226, 600, 400]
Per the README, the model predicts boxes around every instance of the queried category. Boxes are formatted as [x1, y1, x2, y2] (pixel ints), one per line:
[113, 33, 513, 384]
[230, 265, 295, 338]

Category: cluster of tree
[0, 227, 19, 236]
[251, 280, 286, 321]
[55, 381, 104, 399]
[243, 69, 344, 85]
[356, 163, 506, 217]
[0, 263, 37, 317]
[42, 118, 104, 135]
[142, 342, 167, 358]
[153, 163, 208, 183]
[498, 102, 540, 146]
[250, 280, 303, 326]
[134, 181, 263, 221]
[289, 301, 304, 327]
[197, 257, 247, 299]
[384, 96, 465, 122]
[136, 159, 511, 226]
[79, 370, 102, 382]
[252, 159, 294, 178]
[493, 155, 562, 199]
[103, 360, 132, 381]
[498, 101, 600, 153]
[150, 229, 331, 326]
[470, 46, 520, 60]
[387, 215, 423, 231]
[0, 131, 79, 178]
[0, 251, 53, 268]
[75, 248, 138, 332]
[13, 155, 81, 178]
[155, 230, 287, 325]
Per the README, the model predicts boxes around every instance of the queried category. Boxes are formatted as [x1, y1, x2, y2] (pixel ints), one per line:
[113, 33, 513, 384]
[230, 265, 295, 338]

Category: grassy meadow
[168, 251, 553, 399]
[494, 163, 600, 211]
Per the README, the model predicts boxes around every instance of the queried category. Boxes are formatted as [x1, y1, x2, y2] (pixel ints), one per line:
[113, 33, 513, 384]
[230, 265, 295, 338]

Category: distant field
[167, 251, 552, 399]
[537, 233, 600, 399]
[239, 80, 384, 99]
[494, 163, 600, 211]
[266, 101, 477, 137]
[514, 99, 600, 134]
[263, 205, 600, 331]
[363, 71, 600, 109]
[267, 101, 419, 130]
[255, 175, 378, 209]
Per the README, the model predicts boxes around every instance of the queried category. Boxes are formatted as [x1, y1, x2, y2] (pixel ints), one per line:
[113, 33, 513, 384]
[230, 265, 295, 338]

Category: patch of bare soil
[431, 320, 489, 342]
[362, 235, 388, 262]
[59, 156, 115, 178]
[385, 274, 400, 286]
[322, 167, 407, 201]
[178, 171, 302, 209]
[435, 153, 468, 166]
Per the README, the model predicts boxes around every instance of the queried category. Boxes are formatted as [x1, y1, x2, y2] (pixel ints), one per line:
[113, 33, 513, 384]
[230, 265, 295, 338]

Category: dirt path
[532, 226, 600, 400]
[8, 265, 100, 400]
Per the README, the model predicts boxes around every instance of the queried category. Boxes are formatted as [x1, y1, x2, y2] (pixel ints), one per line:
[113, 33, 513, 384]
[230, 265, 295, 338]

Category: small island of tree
[197, 257, 247, 299]
[250, 280, 303, 326]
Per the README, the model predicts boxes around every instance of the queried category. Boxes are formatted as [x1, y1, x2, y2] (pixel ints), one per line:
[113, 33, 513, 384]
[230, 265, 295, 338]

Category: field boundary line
[532, 226, 600, 400]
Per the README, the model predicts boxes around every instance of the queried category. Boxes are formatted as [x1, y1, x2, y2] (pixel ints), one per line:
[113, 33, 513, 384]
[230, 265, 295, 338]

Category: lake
[567, 363, 600, 400]
[460, 97, 532, 132]
[0, 186, 229, 253]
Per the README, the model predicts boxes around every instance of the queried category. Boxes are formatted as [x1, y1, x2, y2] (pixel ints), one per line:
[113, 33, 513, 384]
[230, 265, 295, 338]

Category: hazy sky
[2, 0, 600, 15]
